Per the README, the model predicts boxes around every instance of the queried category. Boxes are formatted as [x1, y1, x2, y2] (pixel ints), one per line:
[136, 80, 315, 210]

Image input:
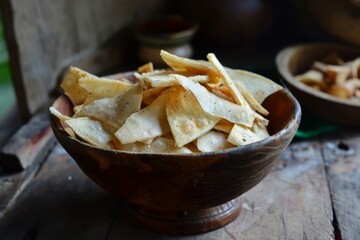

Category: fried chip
[60, 66, 92, 105]
[227, 124, 267, 146]
[160, 50, 216, 75]
[77, 83, 143, 129]
[166, 86, 220, 147]
[227, 69, 283, 104]
[65, 117, 113, 149]
[137, 70, 209, 88]
[138, 62, 154, 73]
[172, 74, 256, 127]
[196, 130, 234, 152]
[115, 93, 170, 144]
[142, 87, 167, 106]
[79, 76, 132, 104]
[49, 106, 72, 122]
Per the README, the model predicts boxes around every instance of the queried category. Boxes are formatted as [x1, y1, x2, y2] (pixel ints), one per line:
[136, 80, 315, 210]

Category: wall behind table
[1, 0, 164, 121]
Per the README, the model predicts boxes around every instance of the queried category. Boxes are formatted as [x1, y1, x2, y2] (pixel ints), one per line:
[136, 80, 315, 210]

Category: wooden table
[0, 114, 359, 240]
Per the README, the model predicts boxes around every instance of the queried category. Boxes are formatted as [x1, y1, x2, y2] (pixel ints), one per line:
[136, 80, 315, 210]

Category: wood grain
[321, 130, 360, 240]
[0, 144, 118, 240]
[106, 140, 335, 239]
[0, 0, 163, 121]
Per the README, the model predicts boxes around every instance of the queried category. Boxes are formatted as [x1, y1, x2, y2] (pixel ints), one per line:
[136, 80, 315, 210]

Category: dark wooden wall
[1, 0, 164, 121]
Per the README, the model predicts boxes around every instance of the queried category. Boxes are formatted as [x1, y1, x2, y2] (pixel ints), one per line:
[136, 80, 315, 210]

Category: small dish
[276, 43, 360, 127]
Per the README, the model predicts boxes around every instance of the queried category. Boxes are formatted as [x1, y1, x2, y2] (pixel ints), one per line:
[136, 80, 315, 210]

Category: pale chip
[196, 130, 234, 152]
[115, 93, 170, 144]
[227, 68, 283, 104]
[138, 70, 209, 88]
[166, 86, 220, 147]
[227, 124, 265, 146]
[77, 82, 143, 129]
[79, 76, 132, 103]
[49, 106, 72, 122]
[65, 117, 113, 149]
[207, 53, 249, 108]
[172, 74, 256, 127]
[60, 66, 92, 105]
[160, 50, 216, 75]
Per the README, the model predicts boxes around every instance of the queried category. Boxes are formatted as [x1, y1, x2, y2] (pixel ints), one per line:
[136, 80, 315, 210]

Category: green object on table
[295, 110, 339, 139]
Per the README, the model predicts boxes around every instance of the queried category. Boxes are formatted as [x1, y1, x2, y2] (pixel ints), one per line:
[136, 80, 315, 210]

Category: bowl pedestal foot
[125, 197, 242, 235]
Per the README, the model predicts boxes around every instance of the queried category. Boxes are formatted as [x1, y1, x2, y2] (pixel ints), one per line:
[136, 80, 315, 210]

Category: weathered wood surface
[0, 111, 56, 171]
[321, 129, 360, 240]
[0, 138, 337, 239]
[0, 0, 164, 121]
[0, 144, 119, 240]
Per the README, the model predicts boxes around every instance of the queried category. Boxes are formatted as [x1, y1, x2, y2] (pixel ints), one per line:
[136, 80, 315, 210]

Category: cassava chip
[79, 76, 132, 103]
[60, 66, 92, 105]
[49, 106, 72, 122]
[228, 69, 283, 104]
[172, 74, 256, 127]
[138, 70, 209, 88]
[65, 117, 113, 149]
[138, 62, 154, 73]
[115, 93, 170, 144]
[207, 53, 250, 108]
[142, 87, 167, 106]
[77, 82, 143, 129]
[196, 130, 234, 152]
[166, 86, 220, 147]
[160, 50, 216, 75]
[227, 124, 266, 146]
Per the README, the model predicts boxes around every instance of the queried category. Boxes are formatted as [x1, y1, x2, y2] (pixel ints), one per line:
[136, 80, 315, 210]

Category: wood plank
[321, 129, 360, 240]
[0, 144, 118, 239]
[0, 111, 56, 171]
[107, 140, 334, 239]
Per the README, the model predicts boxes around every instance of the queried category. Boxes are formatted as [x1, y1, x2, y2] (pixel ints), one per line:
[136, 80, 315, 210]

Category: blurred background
[0, 0, 359, 121]
[0, 12, 14, 119]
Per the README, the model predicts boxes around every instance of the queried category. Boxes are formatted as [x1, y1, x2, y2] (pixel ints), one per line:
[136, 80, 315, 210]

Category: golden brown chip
[65, 117, 113, 149]
[60, 66, 92, 105]
[79, 76, 132, 104]
[173, 74, 256, 127]
[160, 50, 216, 75]
[138, 62, 154, 73]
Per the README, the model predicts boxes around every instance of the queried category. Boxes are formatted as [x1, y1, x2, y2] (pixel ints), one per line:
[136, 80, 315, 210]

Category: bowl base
[125, 197, 242, 235]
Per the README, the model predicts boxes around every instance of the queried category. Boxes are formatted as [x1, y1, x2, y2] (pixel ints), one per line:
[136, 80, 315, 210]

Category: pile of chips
[50, 51, 282, 153]
[295, 53, 360, 102]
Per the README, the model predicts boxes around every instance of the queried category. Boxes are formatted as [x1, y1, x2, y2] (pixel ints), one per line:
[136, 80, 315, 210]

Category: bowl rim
[276, 42, 360, 108]
[51, 88, 301, 157]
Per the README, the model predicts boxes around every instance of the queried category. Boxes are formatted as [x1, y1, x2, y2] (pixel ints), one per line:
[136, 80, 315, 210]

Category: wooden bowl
[50, 75, 300, 234]
[276, 43, 360, 127]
